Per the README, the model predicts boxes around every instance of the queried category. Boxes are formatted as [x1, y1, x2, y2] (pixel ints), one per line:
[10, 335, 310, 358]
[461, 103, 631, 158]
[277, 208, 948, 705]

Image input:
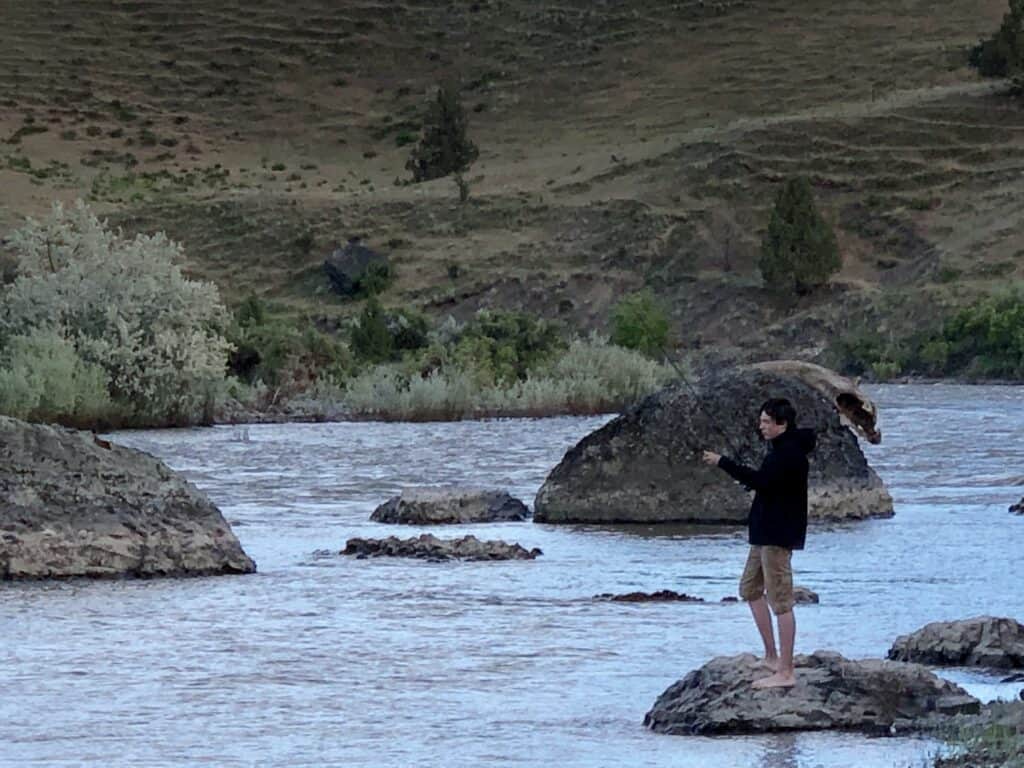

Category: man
[702, 398, 816, 689]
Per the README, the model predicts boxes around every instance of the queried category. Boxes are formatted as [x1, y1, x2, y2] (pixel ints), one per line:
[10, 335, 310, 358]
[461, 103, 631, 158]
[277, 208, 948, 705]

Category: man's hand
[701, 450, 721, 466]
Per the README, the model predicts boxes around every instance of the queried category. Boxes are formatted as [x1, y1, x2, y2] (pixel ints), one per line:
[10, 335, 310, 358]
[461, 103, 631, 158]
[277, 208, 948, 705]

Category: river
[2, 384, 1022, 767]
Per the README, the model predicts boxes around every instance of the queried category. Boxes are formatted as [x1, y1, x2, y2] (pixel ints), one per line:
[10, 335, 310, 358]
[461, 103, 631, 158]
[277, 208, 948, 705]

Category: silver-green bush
[1, 200, 231, 426]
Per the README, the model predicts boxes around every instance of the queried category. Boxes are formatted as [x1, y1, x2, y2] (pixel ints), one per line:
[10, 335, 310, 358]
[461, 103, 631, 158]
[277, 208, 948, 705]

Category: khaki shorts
[739, 545, 794, 615]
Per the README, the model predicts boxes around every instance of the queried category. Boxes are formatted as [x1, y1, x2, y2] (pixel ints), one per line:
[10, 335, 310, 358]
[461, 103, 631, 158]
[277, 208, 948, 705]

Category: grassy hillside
[0, 0, 1019, 371]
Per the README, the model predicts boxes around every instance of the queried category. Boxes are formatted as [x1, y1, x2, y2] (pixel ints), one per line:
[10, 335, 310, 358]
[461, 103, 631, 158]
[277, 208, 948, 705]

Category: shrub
[406, 85, 479, 183]
[0, 329, 118, 425]
[227, 299, 352, 389]
[760, 177, 841, 294]
[341, 336, 672, 420]
[2, 200, 231, 426]
[941, 288, 1024, 378]
[350, 297, 395, 363]
[610, 290, 671, 358]
[453, 310, 565, 385]
[969, 0, 1024, 77]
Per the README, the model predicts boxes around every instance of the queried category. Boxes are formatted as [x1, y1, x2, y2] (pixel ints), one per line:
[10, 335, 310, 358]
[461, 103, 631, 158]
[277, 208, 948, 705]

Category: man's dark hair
[760, 398, 797, 428]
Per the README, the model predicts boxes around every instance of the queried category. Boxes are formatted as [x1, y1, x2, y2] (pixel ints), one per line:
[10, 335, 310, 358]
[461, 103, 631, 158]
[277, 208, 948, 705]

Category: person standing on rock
[701, 398, 816, 689]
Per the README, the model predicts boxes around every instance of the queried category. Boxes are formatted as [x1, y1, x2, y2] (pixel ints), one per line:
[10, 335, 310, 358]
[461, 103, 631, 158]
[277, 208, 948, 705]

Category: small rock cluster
[341, 534, 542, 562]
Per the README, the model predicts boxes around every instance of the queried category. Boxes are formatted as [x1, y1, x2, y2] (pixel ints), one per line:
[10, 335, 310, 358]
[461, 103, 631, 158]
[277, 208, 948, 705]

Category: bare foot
[759, 657, 780, 672]
[752, 671, 796, 689]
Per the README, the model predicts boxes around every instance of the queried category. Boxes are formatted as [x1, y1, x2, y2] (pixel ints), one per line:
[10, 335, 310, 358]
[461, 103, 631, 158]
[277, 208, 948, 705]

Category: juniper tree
[406, 85, 479, 183]
[759, 177, 841, 295]
[969, 0, 1024, 78]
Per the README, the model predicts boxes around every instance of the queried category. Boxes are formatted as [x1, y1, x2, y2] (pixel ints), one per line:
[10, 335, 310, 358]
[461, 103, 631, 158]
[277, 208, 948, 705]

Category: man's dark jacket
[717, 427, 816, 550]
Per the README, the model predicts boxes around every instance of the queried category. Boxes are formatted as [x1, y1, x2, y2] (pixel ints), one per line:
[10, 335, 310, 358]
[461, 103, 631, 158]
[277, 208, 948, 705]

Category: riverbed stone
[341, 533, 541, 561]
[370, 488, 529, 524]
[644, 651, 979, 735]
[793, 586, 819, 604]
[0, 416, 256, 579]
[888, 617, 1024, 669]
[534, 361, 893, 524]
[595, 590, 704, 603]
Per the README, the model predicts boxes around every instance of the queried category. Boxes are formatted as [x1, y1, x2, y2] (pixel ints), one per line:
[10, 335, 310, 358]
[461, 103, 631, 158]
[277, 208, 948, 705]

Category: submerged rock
[888, 617, 1024, 669]
[371, 488, 529, 524]
[0, 416, 256, 579]
[644, 651, 979, 735]
[341, 534, 541, 561]
[721, 586, 819, 604]
[595, 590, 704, 603]
[793, 586, 820, 604]
[534, 361, 893, 524]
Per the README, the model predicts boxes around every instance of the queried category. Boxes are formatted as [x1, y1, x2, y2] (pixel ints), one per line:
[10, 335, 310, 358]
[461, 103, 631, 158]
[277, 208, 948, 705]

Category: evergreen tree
[350, 297, 394, 363]
[759, 177, 841, 295]
[406, 85, 479, 183]
[969, 0, 1024, 78]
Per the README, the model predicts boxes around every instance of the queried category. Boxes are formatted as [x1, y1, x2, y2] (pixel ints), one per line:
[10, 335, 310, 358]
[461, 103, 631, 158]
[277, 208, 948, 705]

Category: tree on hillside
[759, 177, 841, 295]
[406, 84, 479, 183]
[969, 0, 1024, 78]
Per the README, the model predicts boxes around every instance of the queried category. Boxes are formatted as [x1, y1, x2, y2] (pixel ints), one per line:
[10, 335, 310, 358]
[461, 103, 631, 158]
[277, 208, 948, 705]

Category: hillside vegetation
[0, 0, 1020, 386]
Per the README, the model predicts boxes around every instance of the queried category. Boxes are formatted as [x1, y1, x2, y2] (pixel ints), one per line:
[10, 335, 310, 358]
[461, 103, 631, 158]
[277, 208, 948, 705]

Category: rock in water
[793, 586, 820, 604]
[595, 590, 704, 603]
[341, 534, 541, 561]
[371, 488, 529, 524]
[644, 652, 979, 735]
[1009, 497, 1023, 514]
[534, 361, 893, 524]
[888, 617, 1024, 669]
[0, 416, 256, 579]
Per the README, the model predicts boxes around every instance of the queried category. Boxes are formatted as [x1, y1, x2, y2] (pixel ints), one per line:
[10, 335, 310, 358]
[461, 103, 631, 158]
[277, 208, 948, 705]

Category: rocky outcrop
[370, 488, 529, 524]
[323, 239, 389, 296]
[595, 590, 704, 603]
[0, 416, 255, 579]
[644, 652, 979, 735]
[1010, 498, 1023, 515]
[888, 617, 1024, 669]
[534, 362, 893, 524]
[341, 534, 542, 561]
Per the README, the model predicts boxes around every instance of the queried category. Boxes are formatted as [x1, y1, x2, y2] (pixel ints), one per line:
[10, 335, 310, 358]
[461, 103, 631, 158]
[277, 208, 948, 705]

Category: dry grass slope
[0, 0, 1019, 365]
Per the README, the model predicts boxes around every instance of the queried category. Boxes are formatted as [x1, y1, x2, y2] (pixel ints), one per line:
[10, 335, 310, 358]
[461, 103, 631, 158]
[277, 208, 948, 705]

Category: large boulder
[644, 652, 979, 735]
[371, 488, 529, 524]
[888, 617, 1024, 669]
[341, 534, 542, 561]
[323, 239, 389, 297]
[0, 417, 255, 579]
[534, 361, 893, 523]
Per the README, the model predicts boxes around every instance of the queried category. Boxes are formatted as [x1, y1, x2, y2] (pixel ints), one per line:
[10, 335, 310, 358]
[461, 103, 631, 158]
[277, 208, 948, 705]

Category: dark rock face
[323, 240, 388, 296]
[644, 652, 979, 735]
[888, 617, 1024, 669]
[534, 363, 893, 524]
[0, 416, 256, 579]
[595, 590, 704, 603]
[370, 488, 529, 524]
[341, 534, 542, 561]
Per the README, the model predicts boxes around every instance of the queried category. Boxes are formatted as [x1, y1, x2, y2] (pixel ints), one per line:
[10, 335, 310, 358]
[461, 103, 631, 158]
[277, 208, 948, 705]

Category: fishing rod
[660, 349, 747, 462]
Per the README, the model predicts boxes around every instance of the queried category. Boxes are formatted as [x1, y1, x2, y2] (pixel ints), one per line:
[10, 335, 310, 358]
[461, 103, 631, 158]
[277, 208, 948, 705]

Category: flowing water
[3, 385, 1023, 767]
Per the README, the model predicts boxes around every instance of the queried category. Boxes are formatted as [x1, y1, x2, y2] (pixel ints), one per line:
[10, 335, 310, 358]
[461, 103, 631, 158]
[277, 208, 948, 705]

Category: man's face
[759, 411, 787, 440]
